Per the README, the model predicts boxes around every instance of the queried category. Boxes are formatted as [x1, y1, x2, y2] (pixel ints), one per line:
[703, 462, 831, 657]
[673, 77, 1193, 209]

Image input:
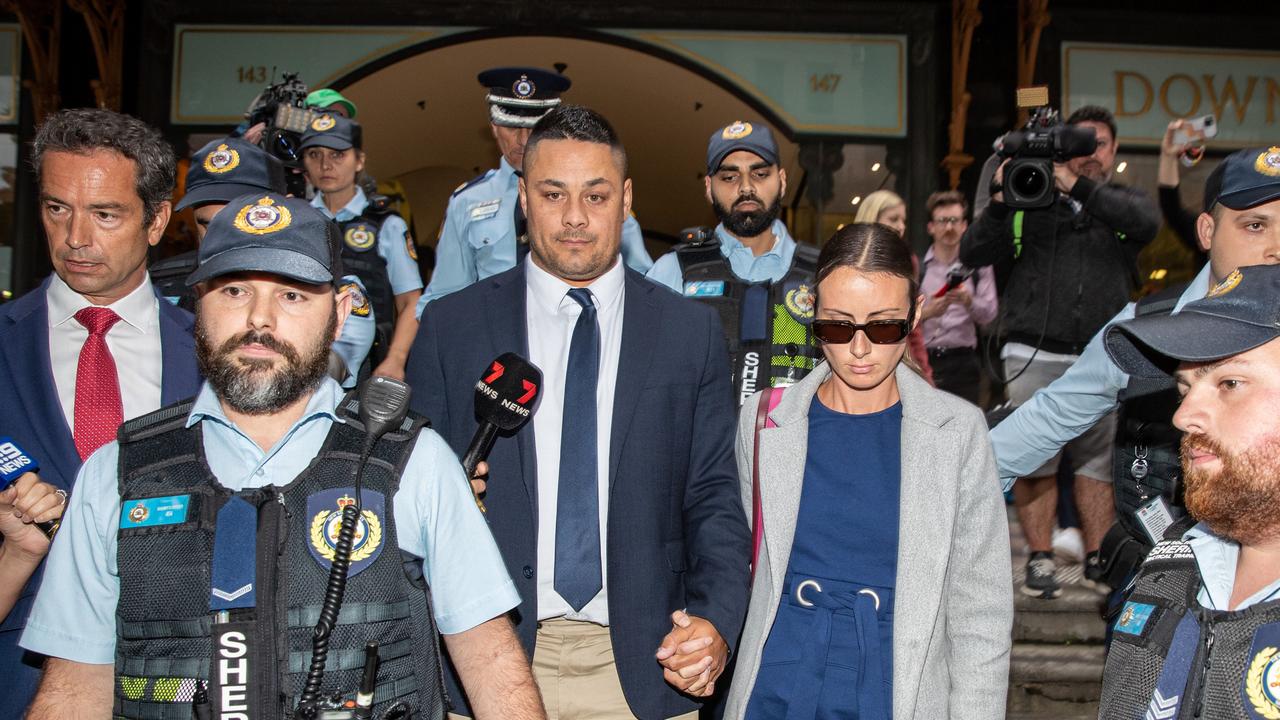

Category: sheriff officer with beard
[647, 121, 820, 405]
[20, 193, 544, 719]
[1098, 262, 1280, 720]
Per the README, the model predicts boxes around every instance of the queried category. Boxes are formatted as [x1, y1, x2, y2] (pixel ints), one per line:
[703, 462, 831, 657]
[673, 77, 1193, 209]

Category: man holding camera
[961, 105, 1159, 598]
[919, 190, 996, 405]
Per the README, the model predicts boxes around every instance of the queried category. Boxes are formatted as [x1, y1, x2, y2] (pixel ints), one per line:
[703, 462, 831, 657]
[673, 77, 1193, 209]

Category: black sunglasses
[811, 318, 911, 345]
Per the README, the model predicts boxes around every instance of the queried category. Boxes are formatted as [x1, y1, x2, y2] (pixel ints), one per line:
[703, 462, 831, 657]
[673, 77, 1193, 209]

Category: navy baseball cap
[187, 193, 341, 287]
[1203, 147, 1280, 212]
[1105, 264, 1280, 378]
[175, 138, 287, 212]
[706, 121, 779, 174]
[298, 114, 361, 152]
[478, 67, 571, 128]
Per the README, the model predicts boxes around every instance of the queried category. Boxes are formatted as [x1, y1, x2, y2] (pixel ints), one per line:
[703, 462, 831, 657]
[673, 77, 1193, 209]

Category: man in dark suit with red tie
[409, 105, 750, 719]
[0, 108, 201, 715]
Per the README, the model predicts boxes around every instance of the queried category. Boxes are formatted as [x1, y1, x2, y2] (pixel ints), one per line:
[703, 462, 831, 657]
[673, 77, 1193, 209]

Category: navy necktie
[555, 288, 602, 611]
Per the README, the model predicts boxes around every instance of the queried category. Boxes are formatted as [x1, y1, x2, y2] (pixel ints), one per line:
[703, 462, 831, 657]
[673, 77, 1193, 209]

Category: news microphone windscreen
[473, 353, 543, 431]
[0, 437, 40, 489]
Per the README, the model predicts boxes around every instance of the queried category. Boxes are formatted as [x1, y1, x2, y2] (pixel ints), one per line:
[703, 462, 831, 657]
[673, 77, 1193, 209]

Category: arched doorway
[329, 33, 899, 261]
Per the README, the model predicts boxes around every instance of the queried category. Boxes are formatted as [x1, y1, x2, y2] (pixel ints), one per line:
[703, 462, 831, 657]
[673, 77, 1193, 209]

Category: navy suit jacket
[408, 264, 751, 719]
[0, 275, 201, 715]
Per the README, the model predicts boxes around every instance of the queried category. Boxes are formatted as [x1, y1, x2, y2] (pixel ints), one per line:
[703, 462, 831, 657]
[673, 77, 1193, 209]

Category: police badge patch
[784, 282, 816, 322]
[307, 488, 385, 577]
[513, 74, 536, 99]
[722, 121, 753, 139]
[344, 225, 376, 251]
[340, 282, 371, 317]
[311, 114, 337, 132]
[405, 231, 418, 261]
[1243, 623, 1280, 719]
[1256, 147, 1280, 178]
[233, 196, 292, 236]
[203, 143, 240, 174]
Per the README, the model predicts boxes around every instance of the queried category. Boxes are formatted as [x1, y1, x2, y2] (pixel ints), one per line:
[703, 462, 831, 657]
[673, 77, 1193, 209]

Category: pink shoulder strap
[751, 386, 785, 575]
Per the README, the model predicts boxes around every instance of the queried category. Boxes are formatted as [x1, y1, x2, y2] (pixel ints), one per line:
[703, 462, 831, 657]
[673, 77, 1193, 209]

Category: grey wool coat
[723, 363, 1013, 720]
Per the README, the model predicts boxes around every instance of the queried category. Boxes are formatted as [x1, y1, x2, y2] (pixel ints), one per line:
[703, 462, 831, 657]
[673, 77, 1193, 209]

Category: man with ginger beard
[1097, 262, 1280, 720]
[647, 121, 821, 405]
[21, 192, 544, 719]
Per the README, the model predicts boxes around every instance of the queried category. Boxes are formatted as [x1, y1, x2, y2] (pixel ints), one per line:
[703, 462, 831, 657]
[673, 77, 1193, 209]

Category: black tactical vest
[112, 397, 446, 720]
[149, 250, 199, 313]
[1113, 283, 1190, 545]
[1100, 527, 1280, 720]
[337, 211, 396, 330]
[676, 234, 821, 405]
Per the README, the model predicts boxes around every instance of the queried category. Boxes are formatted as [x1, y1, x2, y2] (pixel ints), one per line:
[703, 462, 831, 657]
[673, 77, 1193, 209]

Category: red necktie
[73, 307, 124, 460]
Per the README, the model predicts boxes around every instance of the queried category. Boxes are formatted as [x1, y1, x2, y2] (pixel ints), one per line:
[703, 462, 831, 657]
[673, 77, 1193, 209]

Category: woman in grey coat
[724, 223, 1012, 720]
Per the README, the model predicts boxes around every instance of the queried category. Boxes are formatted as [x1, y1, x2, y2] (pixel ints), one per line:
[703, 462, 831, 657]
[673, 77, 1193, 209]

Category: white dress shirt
[47, 274, 164, 432]
[526, 255, 625, 625]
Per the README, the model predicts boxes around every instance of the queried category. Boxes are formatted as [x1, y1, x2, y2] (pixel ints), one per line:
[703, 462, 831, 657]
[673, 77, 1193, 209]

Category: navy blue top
[747, 396, 903, 720]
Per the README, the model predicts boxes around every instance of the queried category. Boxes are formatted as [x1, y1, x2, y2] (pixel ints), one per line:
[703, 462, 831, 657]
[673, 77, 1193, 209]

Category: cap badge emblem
[1255, 147, 1280, 178]
[722, 121, 753, 140]
[311, 114, 337, 132]
[1209, 269, 1243, 298]
[513, 75, 536, 99]
[234, 196, 292, 236]
[203, 143, 240, 174]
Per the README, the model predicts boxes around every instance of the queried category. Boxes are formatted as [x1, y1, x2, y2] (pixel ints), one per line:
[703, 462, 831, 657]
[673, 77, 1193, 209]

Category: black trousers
[927, 346, 981, 405]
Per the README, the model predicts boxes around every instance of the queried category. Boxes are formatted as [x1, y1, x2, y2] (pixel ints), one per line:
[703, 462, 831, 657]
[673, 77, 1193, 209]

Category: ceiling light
[1116, 161, 1128, 173]
[871, 162, 881, 172]
[851, 196, 862, 205]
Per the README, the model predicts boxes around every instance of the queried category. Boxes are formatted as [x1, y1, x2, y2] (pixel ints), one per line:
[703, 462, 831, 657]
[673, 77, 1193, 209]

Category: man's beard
[713, 192, 782, 238]
[1181, 431, 1280, 545]
[195, 309, 335, 415]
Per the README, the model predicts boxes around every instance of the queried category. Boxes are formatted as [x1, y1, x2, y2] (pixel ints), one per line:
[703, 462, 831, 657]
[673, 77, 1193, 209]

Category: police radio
[295, 377, 414, 720]
[0, 437, 60, 539]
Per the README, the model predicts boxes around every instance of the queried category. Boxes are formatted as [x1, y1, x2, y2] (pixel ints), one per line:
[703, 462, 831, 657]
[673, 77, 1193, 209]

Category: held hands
[470, 460, 489, 499]
[655, 610, 728, 698]
[1162, 118, 1192, 158]
[948, 283, 973, 308]
[920, 295, 952, 320]
[0, 473, 64, 559]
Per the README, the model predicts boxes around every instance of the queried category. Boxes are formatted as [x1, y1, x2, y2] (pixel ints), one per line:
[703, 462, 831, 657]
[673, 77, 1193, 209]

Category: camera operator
[960, 105, 1160, 599]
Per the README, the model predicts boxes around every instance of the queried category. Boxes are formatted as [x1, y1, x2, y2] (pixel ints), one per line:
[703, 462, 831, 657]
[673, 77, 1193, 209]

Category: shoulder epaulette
[451, 170, 494, 198]
[118, 400, 196, 444]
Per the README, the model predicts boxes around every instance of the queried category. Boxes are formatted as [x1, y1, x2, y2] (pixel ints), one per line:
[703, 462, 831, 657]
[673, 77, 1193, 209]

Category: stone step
[1013, 583, 1108, 644]
[1007, 643, 1104, 718]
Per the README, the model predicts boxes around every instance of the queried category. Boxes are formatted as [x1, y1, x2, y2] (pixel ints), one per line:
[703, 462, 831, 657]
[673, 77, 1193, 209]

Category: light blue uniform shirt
[645, 220, 797, 293]
[991, 265, 1212, 490]
[418, 158, 653, 314]
[1185, 523, 1280, 610]
[20, 378, 518, 664]
[311, 187, 424, 296]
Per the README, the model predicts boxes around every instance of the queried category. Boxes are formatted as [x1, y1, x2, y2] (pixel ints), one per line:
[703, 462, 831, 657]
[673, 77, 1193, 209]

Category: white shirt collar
[715, 220, 786, 259]
[525, 253, 626, 317]
[46, 272, 158, 333]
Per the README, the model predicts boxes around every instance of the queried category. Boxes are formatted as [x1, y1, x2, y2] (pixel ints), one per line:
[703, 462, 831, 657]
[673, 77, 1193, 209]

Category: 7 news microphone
[463, 353, 543, 510]
[0, 437, 61, 539]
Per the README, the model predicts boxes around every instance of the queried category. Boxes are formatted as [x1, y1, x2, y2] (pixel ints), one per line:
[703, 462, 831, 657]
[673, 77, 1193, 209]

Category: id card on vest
[210, 621, 257, 720]
[1137, 496, 1177, 545]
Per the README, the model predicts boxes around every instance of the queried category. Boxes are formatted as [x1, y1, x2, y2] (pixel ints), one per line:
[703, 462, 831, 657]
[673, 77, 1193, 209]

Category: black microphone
[462, 353, 543, 482]
[0, 437, 60, 539]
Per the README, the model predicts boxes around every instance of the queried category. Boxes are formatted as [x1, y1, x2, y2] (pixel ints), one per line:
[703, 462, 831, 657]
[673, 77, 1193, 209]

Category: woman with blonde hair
[724, 222, 1011, 720]
[854, 190, 932, 383]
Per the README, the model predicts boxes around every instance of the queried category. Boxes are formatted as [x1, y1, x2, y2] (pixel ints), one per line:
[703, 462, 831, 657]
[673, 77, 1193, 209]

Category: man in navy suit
[0, 108, 200, 715]
[408, 105, 750, 719]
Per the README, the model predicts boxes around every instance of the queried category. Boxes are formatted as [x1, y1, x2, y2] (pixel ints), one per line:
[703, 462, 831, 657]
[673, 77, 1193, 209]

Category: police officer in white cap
[418, 67, 652, 314]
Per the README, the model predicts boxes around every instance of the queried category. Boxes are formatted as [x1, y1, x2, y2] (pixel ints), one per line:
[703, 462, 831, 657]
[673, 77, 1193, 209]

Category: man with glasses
[919, 191, 996, 405]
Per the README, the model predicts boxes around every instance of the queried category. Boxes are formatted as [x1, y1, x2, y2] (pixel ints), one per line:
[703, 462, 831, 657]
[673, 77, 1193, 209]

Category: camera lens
[1009, 164, 1048, 202]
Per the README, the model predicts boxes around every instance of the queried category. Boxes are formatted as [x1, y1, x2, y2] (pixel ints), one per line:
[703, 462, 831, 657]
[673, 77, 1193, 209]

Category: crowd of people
[0, 60, 1278, 720]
